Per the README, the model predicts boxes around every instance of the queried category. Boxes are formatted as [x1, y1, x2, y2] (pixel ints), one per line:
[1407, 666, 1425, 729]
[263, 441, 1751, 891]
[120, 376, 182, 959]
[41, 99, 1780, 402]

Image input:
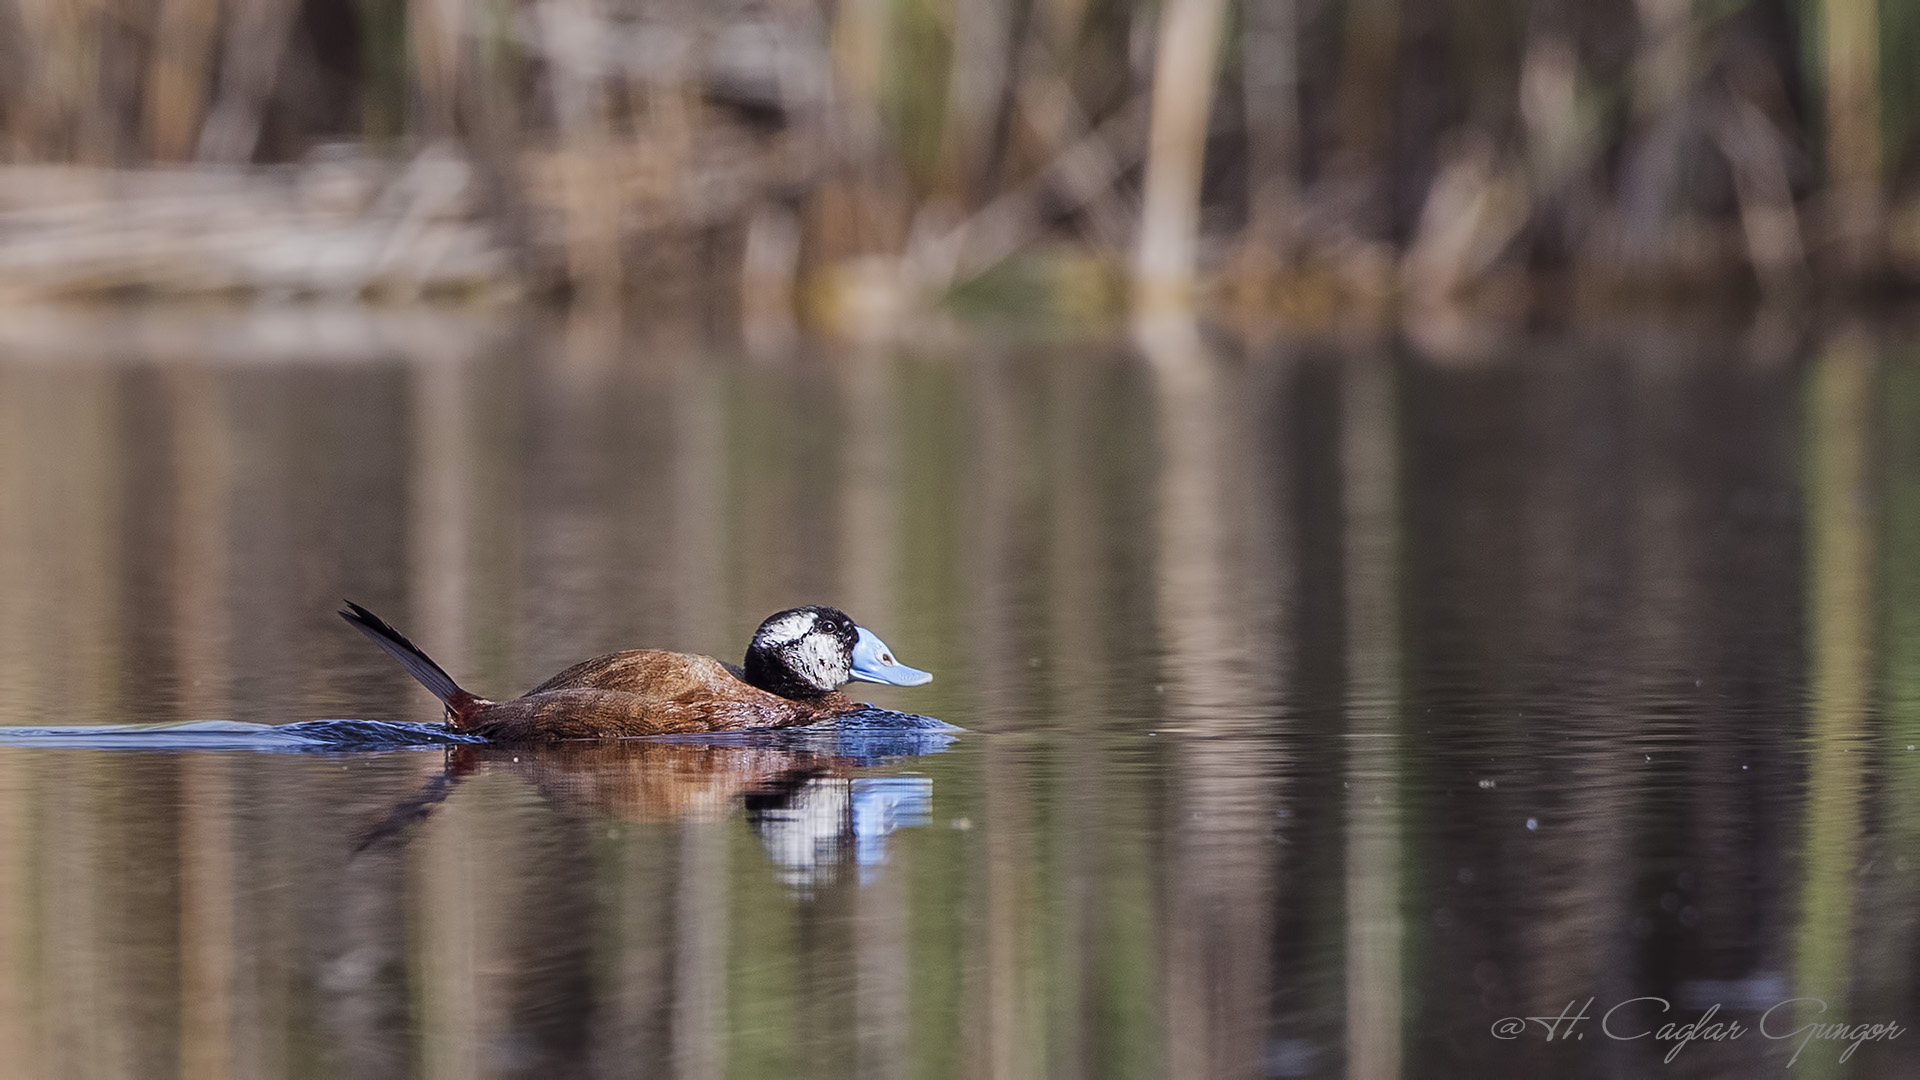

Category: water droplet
[1525, 817, 1538, 832]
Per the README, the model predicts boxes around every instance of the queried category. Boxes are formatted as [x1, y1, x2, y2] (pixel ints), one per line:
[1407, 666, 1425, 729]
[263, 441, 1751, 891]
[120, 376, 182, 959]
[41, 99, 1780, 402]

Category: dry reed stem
[145, 0, 220, 159]
[1132, 0, 1229, 318]
[1822, 0, 1886, 271]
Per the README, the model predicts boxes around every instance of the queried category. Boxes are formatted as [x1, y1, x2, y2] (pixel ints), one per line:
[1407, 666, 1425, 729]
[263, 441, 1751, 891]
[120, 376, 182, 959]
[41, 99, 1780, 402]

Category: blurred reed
[0, 0, 1918, 323]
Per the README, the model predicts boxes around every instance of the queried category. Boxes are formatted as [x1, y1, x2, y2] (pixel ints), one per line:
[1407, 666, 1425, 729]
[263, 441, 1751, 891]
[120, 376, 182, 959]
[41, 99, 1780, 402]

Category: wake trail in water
[0, 719, 486, 752]
[0, 709, 961, 755]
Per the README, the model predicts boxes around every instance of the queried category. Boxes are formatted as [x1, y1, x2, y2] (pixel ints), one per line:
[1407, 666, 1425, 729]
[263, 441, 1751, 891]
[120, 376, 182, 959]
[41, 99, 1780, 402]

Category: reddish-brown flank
[453, 650, 857, 742]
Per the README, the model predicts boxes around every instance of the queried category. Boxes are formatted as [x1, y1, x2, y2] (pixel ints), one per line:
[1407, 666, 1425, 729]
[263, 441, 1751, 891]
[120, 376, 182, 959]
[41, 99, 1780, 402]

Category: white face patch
[753, 611, 816, 649]
[784, 629, 852, 691]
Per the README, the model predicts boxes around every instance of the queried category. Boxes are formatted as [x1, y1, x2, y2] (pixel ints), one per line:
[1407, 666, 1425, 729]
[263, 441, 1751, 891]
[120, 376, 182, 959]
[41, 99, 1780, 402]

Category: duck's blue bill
[851, 626, 933, 686]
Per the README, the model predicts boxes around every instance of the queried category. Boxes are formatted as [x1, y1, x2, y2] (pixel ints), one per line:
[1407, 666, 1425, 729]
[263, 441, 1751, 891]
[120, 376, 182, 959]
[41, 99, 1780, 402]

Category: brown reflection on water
[369, 742, 879, 831]
[1, 310, 1920, 1077]
[1143, 327, 1289, 1080]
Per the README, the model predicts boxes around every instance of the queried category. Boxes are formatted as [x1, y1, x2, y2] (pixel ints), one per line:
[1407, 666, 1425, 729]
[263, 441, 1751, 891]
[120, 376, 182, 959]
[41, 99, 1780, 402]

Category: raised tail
[339, 601, 484, 726]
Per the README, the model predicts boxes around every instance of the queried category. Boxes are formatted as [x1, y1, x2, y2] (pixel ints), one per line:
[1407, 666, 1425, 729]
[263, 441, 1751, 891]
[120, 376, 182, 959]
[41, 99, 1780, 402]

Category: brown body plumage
[339, 601, 929, 743]
[462, 651, 855, 741]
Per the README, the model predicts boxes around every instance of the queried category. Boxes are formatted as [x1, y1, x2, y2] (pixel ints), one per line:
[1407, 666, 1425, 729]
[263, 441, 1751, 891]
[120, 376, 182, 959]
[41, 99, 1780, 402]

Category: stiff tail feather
[339, 601, 483, 726]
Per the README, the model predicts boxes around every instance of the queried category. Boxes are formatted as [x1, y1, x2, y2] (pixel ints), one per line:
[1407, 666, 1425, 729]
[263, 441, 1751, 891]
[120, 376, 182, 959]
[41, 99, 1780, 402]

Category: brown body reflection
[365, 740, 937, 892]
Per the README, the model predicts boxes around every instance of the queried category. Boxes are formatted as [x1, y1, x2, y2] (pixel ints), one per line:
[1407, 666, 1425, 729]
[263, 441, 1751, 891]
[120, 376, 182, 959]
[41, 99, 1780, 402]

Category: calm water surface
[0, 310, 1915, 1078]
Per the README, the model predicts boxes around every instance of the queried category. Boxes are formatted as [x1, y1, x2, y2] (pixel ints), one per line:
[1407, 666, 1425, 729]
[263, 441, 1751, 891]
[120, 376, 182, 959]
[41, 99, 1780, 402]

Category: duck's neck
[741, 690, 857, 730]
[743, 650, 834, 702]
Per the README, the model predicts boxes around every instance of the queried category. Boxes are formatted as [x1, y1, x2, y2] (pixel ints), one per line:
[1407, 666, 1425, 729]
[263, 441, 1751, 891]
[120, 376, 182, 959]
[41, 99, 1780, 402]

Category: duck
[338, 601, 932, 742]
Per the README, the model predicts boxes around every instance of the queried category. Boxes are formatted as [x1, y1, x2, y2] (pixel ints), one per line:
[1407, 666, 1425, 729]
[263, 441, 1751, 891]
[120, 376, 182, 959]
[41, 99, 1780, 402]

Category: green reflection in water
[1342, 350, 1403, 1080]
[1795, 330, 1873, 1079]
[1877, 345, 1920, 1045]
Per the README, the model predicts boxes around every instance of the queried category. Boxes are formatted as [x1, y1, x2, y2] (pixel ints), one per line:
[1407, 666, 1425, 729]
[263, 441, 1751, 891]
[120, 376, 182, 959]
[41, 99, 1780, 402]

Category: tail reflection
[361, 739, 940, 889]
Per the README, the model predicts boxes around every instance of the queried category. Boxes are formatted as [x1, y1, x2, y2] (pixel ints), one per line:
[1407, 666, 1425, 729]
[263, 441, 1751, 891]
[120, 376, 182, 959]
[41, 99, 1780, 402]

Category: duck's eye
[880, 653, 895, 665]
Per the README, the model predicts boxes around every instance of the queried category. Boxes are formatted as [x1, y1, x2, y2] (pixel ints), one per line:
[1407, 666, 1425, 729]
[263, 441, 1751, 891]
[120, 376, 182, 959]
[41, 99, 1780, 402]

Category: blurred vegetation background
[0, 0, 1917, 324]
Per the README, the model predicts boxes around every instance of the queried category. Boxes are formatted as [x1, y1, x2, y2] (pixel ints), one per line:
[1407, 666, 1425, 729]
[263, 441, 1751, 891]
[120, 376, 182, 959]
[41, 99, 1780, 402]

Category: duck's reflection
[365, 736, 944, 889]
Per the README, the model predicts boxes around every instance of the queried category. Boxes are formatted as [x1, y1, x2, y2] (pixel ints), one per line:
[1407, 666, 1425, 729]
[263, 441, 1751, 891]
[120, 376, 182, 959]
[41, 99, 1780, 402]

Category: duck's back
[526, 649, 742, 700]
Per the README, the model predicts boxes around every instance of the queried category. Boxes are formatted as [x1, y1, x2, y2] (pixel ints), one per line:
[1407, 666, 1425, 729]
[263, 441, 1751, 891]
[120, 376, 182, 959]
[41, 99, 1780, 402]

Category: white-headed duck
[339, 601, 931, 742]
